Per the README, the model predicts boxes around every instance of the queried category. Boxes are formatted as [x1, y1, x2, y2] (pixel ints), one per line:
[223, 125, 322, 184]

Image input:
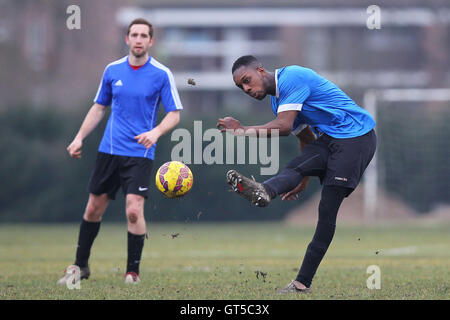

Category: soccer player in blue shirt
[58, 18, 183, 285]
[217, 55, 376, 293]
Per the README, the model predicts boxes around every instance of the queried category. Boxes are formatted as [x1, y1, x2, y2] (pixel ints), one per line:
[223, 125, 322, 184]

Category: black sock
[74, 219, 101, 268]
[295, 186, 350, 287]
[126, 232, 146, 274]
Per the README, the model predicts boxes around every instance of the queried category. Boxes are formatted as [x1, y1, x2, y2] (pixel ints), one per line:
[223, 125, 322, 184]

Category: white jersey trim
[94, 56, 128, 153]
[275, 69, 280, 98]
[150, 58, 183, 110]
[93, 56, 128, 103]
[110, 112, 114, 154]
[277, 103, 303, 113]
[144, 96, 160, 158]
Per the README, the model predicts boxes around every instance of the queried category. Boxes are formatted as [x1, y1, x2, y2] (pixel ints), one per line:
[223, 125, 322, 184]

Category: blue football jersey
[270, 66, 375, 138]
[94, 56, 183, 159]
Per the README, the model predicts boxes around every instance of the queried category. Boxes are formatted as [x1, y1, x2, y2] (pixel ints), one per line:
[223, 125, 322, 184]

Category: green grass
[0, 222, 449, 300]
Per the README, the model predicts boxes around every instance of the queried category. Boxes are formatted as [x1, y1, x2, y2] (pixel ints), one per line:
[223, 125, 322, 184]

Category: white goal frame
[362, 88, 450, 221]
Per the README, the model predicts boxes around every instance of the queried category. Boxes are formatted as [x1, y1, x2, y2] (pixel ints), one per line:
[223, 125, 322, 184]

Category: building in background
[0, 0, 449, 112]
[116, 3, 450, 115]
[0, 0, 449, 222]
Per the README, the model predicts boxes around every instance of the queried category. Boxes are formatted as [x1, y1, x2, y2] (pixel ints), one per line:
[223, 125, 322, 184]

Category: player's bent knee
[126, 207, 143, 224]
[126, 211, 142, 224]
[127, 212, 138, 224]
[84, 206, 103, 221]
[84, 197, 108, 221]
[125, 195, 145, 224]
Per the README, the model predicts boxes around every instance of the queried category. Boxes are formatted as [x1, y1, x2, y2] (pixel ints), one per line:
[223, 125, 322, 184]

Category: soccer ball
[155, 161, 193, 198]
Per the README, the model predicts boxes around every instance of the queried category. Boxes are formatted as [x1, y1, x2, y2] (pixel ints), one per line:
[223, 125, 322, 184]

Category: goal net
[362, 89, 450, 222]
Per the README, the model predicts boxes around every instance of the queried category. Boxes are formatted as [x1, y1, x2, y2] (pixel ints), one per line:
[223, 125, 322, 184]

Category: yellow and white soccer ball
[155, 161, 193, 198]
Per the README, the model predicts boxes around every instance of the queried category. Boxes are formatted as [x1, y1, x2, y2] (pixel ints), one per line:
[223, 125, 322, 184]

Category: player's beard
[131, 47, 147, 58]
[255, 91, 266, 100]
[251, 91, 266, 100]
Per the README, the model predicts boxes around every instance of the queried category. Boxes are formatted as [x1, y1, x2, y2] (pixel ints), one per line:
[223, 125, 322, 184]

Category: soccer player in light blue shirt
[271, 65, 375, 138]
[93, 50, 183, 160]
[218, 55, 376, 293]
[61, 19, 182, 285]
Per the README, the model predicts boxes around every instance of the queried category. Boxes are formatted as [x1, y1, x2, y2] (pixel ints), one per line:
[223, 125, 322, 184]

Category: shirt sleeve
[277, 69, 311, 114]
[160, 69, 183, 112]
[93, 66, 112, 106]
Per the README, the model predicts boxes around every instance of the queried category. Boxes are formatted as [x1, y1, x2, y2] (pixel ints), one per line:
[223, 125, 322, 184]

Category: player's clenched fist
[67, 138, 83, 159]
[135, 129, 160, 149]
[217, 117, 242, 132]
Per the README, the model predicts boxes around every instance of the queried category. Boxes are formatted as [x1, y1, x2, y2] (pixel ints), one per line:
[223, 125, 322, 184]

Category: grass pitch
[0, 222, 449, 300]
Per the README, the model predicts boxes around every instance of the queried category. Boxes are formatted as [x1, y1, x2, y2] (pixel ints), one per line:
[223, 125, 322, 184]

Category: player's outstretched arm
[67, 103, 107, 159]
[217, 110, 298, 137]
[134, 110, 180, 149]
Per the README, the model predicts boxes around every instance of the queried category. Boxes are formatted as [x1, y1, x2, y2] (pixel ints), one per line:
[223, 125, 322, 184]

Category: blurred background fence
[0, 0, 449, 223]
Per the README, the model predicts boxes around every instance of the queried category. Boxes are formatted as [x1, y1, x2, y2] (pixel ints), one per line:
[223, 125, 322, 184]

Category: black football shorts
[282, 129, 377, 196]
[88, 152, 153, 200]
[322, 130, 377, 190]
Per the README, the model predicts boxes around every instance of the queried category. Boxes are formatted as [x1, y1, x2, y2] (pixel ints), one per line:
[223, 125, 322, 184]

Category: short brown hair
[127, 18, 153, 38]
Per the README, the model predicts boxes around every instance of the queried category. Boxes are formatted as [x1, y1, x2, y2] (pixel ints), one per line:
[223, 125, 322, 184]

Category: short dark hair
[232, 55, 260, 74]
[127, 18, 153, 38]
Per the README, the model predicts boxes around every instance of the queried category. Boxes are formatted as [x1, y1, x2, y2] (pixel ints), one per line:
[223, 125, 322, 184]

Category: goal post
[363, 88, 450, 222]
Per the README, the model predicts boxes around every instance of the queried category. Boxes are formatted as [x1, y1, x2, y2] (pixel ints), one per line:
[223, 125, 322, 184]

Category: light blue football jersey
[94, 56, 183, 159]
[270, 66, 375, 138]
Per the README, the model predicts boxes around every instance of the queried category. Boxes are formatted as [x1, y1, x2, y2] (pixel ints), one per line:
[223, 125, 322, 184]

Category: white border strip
[277, 103, 303, 113]
[94, 56, 127, 103]
[117, 7, 450, 27]
[150, 58, 183, 110]
[275, 69, 279, 98]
